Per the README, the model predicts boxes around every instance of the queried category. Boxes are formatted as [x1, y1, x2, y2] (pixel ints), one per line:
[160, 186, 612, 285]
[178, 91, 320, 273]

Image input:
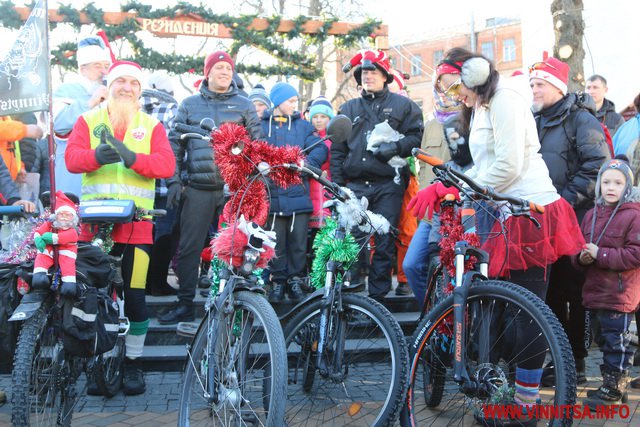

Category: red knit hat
[347, 49, 394, 85]
[204, 51, 234, 78]
[54, 191, 77, 217]
[529, 56, 570, 95]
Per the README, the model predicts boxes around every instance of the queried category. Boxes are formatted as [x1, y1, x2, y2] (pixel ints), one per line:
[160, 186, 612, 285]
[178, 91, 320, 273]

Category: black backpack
[62, 284, 119, 357]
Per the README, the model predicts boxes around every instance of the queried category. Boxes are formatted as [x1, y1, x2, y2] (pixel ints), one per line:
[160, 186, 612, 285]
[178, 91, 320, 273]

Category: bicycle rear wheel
[178, 291, 287, 426]
[284, 293, 408, 426]
[11, 306, 78, 427]
[406, 280, 576, 426]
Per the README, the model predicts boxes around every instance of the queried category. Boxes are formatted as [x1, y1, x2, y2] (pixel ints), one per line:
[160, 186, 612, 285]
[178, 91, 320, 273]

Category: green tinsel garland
[0, 0, 382, 82]
[208, 255, 265, 296]
[309, 217, 359, 290]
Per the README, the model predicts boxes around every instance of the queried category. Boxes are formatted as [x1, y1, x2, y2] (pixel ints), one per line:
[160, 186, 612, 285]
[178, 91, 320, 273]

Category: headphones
[442, 57, 491, 88]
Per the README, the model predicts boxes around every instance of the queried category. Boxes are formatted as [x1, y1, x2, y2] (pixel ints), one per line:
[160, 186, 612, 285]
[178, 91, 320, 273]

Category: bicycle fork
[452, 241, 491, 398]
[315, 260, 346, 381]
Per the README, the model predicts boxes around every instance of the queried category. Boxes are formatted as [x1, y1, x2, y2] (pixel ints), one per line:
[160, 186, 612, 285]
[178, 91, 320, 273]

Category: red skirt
[482, 197, 584, 277]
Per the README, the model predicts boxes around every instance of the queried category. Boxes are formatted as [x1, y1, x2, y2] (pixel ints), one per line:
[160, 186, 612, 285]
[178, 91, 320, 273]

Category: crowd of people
[0, 34, 639, 410]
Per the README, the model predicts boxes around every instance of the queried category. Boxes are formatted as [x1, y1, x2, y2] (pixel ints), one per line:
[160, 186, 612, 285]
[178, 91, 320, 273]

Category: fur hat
[529, 57, 570, 95]
[204, 51, 234, 78]
[249, 84, 271, 108]
[270, 82, 298, 108]
[309, 96, 335, 121]
[76, 36, 111, 67]
[106, 61, 144, 89]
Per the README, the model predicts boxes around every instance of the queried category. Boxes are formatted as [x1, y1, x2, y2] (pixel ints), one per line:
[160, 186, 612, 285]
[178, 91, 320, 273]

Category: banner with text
[0, 0, 50, 116]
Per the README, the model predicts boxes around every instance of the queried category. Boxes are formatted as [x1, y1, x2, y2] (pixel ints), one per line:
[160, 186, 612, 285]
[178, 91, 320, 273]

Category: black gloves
[166, 182, 182, 209]
[106, 134, 137, 168]
[374, 141, 400, 163]
[95, 131, 121, 165]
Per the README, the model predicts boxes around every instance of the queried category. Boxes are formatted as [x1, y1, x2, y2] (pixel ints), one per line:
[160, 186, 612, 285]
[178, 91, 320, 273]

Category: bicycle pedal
[176, 321, 199, 338]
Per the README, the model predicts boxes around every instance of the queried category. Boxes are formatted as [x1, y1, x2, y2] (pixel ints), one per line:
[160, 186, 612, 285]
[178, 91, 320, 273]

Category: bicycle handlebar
[174, 123, 212, 139]
[281, 163, 348, 202]
[412, 148, 545, 215]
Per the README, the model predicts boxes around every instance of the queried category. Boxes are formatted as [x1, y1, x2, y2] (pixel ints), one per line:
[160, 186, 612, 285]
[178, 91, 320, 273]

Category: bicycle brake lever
[511, 211, 541, 229]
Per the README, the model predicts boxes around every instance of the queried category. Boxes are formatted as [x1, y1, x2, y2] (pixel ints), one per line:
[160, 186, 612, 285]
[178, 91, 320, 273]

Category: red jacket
[65, 113, 175, 244]
[575, 188, 640, 313]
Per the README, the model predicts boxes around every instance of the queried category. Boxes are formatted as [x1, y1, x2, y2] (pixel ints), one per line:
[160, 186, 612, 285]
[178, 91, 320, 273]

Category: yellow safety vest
[82, 108, 157, 210]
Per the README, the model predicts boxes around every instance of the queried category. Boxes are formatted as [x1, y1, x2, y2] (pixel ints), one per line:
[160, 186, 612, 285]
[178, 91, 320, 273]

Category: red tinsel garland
[207, 122, 305, 268]
[438, 205, 480, 278]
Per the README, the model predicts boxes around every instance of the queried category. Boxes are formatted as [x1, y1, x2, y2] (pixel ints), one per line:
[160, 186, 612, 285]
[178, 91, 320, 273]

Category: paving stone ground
[0, 344, 639, 426]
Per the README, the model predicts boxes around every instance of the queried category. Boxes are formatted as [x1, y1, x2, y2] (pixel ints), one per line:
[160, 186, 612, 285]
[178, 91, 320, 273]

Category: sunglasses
[439, 77, 462, 100]
[528, 61, 557, 74]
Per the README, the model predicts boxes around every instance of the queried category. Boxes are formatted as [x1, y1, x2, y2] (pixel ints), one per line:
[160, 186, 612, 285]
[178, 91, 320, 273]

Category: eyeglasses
[528, 61, 557, 74]
[439, 77, 462, 100]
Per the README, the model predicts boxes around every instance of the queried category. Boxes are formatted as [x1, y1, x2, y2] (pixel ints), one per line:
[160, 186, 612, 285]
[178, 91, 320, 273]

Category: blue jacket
[261, 110, 327, 215]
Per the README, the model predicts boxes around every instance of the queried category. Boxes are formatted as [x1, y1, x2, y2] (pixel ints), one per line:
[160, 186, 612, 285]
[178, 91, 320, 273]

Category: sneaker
[268, 282, 285, 304]
[157, 304, 195, 325]
[123, 362, 145, 396]
[395, 282, 412, 296]
[197, 274, 210, 289]
[287, 279, 304, 302]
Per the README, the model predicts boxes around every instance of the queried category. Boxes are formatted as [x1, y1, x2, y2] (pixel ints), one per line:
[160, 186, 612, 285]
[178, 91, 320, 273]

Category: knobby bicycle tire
[407, 280, 576, 427]
[284, 293, 409, 427]
[11, 306, 77, 427]
[178, 291, 287, 426]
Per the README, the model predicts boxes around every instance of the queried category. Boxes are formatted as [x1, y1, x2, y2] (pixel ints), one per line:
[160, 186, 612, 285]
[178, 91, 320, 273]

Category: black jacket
[169, 80, 262, 190]
[595, 98, 625, 137]
[330, 87, 423, 186]
[535, 93, 610, 218]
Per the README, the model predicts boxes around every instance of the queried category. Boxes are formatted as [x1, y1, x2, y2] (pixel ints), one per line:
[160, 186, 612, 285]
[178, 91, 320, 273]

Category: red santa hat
[529, 56, 570, 95]
[54, 191, 77, 217]
[106, 60, 145, 89]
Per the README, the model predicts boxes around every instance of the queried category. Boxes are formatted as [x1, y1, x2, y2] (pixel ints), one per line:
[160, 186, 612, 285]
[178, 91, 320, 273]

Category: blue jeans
[402, 221, 432, 308]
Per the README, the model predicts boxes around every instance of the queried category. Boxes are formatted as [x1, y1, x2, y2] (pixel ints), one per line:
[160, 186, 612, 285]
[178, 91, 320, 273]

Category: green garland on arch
[0, 0, 382, 82]
[309, 218, 359, 290]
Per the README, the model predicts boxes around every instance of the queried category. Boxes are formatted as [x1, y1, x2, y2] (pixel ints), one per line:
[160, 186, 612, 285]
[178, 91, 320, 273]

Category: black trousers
[146, 195, 179, 291]
[546, 255, 588, 360]
[348, 179, 404, 300]
[269, 213, 310, 284]
[176, 187, 225, 304]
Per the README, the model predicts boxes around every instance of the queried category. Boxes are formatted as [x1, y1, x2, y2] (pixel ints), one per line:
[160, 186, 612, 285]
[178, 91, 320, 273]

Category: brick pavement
[0, 346, 639, 425]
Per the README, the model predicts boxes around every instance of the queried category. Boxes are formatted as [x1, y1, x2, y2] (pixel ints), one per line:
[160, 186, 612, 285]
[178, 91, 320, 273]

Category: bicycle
[404, 148, 576, 426]
[176, 120, 287, 426]
[279, 163, 409, 427]
[9, 198, 160, 425]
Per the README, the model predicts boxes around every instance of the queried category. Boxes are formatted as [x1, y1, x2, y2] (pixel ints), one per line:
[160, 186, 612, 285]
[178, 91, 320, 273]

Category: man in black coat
[585, 74, 625, 136]
[331, 49, 423, 303]
[159, 51, 262, 324]
[530, 57, 610, 384]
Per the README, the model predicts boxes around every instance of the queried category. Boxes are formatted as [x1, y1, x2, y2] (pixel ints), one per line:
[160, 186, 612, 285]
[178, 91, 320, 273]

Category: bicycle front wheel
[178, 291, 287, 426]
[406, 280, 576, 426]
[284, 293, 408, 427]
[11, 306, 77, 427]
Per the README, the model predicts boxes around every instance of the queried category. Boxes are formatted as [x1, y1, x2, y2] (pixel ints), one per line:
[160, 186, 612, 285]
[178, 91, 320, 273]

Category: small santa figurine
[32, 191, 79, 296]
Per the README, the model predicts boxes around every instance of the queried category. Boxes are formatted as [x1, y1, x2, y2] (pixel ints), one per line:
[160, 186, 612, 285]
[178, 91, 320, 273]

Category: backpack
[564, 92, 613, 155]
[62, 283, 119, 357]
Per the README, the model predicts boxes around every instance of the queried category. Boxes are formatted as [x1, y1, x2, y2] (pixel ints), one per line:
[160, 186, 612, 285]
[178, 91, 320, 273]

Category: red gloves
[407, 182, 460, 219]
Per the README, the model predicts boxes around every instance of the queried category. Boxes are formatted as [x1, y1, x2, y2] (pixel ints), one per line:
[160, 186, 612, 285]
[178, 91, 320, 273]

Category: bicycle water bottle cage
[79, 200, 136, 224]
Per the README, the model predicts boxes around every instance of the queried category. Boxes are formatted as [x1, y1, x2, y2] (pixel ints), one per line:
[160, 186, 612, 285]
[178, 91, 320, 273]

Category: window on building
[411, 55, 422, 76]
[433, 50, 444, 67]
[481, 42, 494, 60]
[503, 38, 516, 62]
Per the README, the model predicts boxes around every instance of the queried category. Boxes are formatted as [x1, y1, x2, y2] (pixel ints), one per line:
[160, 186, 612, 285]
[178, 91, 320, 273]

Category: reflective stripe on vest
[81, 108, 157, 210]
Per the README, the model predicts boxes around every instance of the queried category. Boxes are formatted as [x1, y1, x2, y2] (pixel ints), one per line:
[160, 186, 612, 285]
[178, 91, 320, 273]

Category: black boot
[584, 366, 627, 408]
[287, 277, 304, 302]
[268, 282, 285, 304]
[123, 358, 145, 396]
[31, 272, 49, 290]
[157, 304, 195, 324]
